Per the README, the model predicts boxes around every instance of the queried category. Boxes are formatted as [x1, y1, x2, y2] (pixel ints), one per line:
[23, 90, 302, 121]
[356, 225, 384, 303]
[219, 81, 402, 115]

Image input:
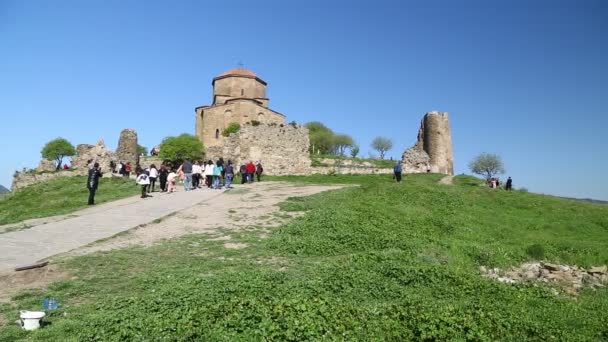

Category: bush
[526, 244, 545, 260]
[222, 122, 241, 137]
[158, 134, 204, 162]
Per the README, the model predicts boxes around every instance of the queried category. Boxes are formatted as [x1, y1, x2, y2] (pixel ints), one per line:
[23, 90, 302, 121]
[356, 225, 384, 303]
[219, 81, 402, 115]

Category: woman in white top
[148, 164, 159, 193]
[204, 160, 215, 188]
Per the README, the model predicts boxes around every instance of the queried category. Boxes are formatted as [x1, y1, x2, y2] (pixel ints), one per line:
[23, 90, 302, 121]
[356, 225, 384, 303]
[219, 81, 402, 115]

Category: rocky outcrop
[116, 129, 138, 167]
[402, 111, 453, 175]
[481, 262, 608, 295]
[36, 159, 57, 172]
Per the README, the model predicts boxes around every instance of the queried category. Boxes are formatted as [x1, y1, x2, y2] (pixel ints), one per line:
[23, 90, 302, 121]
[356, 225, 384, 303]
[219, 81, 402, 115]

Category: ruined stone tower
[195, 68, 286, 149]
[116, 128, 139, 166]
[402, 111, 454, 175]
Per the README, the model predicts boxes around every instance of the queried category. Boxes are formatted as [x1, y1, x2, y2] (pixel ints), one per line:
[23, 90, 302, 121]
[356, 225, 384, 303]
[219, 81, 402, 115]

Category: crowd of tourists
[86, 158, 264, 203]
[133, 159, 263, 199]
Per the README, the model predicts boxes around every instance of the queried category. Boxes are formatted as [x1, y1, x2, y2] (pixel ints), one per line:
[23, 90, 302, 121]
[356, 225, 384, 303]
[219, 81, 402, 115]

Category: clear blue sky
[1, 0, 607, 200]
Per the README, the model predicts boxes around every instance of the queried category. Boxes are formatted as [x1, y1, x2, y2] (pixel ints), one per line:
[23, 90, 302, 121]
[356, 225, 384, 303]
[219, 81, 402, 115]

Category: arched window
[225, 110, 232, 117]
[241, 89, 244, 96]
[215, 129, 219, 139]
[257, 112, 265, 122]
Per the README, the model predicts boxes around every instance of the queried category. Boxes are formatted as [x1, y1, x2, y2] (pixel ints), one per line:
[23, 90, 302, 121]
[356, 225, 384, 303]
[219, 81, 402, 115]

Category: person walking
[180, 159, 193, 191]
[393, 162, 402, 183]
[255, 161, 263, 182]
[158, 164, 169, 192]
[217, 157, 225, 186]
[246, 161, 256, 183]
[167, 169, 177, 193]
[87, 162, 103, 205]
[192, 161, 201, 189]
[205, 160, 214, 188]
[240, 163, 247, 184]
[506, 177, 513, 191]
[136, 172, 151, 198]
[213, 161, 223, 189]
[124, 162, 132, 178]
[225, 160, 234, 189]
[148, 164, 158, 193]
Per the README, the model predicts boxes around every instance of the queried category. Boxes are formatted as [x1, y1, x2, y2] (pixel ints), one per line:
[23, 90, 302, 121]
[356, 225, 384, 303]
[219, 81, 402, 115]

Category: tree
[305, 121, 335, 154]
[333, 134, 354, 156]
[468, 153, 505, 179]
[371, 137, 393, 159]
[41, 137, 76, 169]
[350, 145, 360, 158]
[222, 122, 240, 137]
[158, 134, 205, 162]
[138, 144, 148, 157]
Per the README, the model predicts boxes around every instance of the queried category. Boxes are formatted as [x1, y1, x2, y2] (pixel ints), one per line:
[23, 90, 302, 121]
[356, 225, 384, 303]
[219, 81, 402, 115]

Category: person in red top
[245, 161, 256, 183]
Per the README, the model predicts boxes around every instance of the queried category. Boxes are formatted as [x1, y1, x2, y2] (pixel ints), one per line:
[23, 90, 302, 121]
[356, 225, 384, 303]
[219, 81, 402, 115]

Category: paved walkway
[0, 188, 225, 272]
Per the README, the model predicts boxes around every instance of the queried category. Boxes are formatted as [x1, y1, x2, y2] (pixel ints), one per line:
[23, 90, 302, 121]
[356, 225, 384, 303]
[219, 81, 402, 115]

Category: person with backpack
[136, 171, 151, 198]
[393, 162, 402, 183]
[87, 162, 103, 205]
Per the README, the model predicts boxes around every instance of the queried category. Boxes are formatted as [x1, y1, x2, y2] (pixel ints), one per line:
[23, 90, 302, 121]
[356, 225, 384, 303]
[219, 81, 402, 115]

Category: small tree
[158, 134, 204, 163]
[306, 121, 335, 154]
[41, 137, 76, 169]
[468, 153, 506, 180]
[371, 137, 393, 159]
[138, 144, 148, 157]
[350, 145, 360, 158]
[333, 134, 354, 156]
[222, 122, 241, 137]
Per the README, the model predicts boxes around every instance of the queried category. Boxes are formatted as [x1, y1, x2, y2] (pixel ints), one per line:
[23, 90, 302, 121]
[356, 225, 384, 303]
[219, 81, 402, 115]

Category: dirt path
[0, 182, 345, 303]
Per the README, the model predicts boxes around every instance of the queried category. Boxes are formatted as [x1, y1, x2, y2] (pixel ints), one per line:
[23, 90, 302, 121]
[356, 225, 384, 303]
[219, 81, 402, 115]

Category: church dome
[217, 68, 258, 78]
[212, 67, 267, 85]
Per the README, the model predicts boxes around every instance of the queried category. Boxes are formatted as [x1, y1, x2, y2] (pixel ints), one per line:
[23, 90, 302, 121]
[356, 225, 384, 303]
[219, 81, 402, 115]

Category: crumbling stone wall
[208, 124, 311, 176]
[402, 111, 454, 175]
[71, 140, 116, 174]
[36, 159, 57, 172]
[116, 129, 139, 167]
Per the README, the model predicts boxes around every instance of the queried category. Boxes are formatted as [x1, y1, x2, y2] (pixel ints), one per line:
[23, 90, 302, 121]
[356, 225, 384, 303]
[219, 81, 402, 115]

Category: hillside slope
[1, 174, 607, 340]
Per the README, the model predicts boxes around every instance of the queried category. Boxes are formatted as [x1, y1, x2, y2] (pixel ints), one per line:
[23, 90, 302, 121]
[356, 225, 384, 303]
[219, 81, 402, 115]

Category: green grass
[0, 176, 140, 225]
[310, 154, 395, 168]
[1, 174, 608, 340]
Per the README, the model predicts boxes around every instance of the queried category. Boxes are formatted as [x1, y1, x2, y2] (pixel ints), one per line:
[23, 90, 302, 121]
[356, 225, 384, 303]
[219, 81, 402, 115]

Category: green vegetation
[370, 136, 393, 159]
[469, 152, 506, 179]
[305, 121, 355, 156]
[137, 144, 148, 156]
[0, 176, 140, 225]
[222, 122, 241, 137]
[2, 174, 608, 340]
[158, 133, 204, 162]
[310, 154, 395, 168]
[40, 138, 76, 169]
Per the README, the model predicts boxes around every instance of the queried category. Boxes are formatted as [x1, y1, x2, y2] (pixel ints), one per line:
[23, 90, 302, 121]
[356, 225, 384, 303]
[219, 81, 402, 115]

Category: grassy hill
[0, 176, 141, 226]
[1, 174, 607, 340]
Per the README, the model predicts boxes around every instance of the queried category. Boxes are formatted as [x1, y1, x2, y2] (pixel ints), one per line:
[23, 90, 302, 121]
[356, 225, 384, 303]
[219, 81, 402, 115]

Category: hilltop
[0, 185, 9, 194]
[0, 174, 607, 340]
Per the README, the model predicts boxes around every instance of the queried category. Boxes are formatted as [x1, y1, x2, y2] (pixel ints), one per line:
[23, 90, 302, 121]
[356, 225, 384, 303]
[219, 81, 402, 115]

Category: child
[167, 170, 177, 193]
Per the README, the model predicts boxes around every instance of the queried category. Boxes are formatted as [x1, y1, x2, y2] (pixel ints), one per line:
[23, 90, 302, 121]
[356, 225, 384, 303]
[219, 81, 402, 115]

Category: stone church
[195, 68, 286, 148]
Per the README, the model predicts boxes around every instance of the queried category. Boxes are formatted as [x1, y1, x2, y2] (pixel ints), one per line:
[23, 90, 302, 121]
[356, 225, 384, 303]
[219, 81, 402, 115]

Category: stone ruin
[12, 129, 138, 191]
[402, 111, 454, 175]
[481, 262, 608, 295]
[71, 140, 116, 174]
[116, 128, 139, 167]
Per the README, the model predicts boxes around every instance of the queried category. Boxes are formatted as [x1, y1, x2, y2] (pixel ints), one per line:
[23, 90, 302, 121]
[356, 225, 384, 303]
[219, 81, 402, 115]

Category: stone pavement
[0, 188, 225, 272]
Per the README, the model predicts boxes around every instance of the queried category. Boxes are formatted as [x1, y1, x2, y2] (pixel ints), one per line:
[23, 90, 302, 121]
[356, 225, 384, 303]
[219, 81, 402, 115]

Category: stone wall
[310, 166, 393, 175]
[402, 111, 454, 175]
[207, 123, 311, 176]
[11, 170, 80, 191]
[71, 140, 116, 175]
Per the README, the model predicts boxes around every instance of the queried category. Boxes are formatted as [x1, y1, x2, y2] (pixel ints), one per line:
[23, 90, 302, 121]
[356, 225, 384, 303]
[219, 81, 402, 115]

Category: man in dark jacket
[393, 162, 402, 183]
[240, 164, 247, 184]
[255, 161, 263, 182]
[87, 162, 103, 205]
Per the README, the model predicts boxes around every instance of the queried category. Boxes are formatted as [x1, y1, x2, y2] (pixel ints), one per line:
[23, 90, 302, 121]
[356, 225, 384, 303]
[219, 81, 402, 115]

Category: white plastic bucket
[20, 310, 45, 330]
